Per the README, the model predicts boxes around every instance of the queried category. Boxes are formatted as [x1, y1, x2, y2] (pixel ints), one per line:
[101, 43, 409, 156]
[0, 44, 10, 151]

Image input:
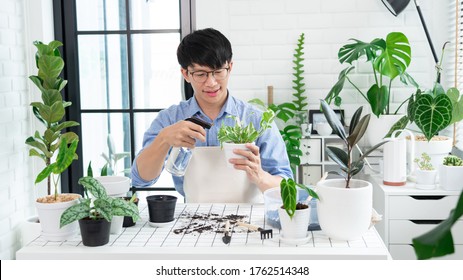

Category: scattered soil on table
[172, 212, 249, 235]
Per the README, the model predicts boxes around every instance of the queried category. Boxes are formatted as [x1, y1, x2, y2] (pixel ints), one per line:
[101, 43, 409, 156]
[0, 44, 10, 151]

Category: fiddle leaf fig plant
[60, 176, 139, 228]
[26, 40, 80, 199]
[217, 108, 275, 147]
[325, 32, 418, 117]
[280, 178, 318, 219]
[320, 100, 387, 188]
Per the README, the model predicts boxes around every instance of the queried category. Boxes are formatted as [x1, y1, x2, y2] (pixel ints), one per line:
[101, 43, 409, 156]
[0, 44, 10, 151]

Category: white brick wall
[196, 0, 450, 121]
[0, 0, 34, 260]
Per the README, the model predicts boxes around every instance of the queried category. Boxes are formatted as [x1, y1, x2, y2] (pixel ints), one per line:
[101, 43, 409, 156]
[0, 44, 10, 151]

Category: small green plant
[442, 155, 463, 167]
[414, 153, 434, 170]
[217, 108, 275, 147]
[60, 176, 139, 228]
[101, 134, 131, 176]
[280, 178, 318, 219]
[26, 40, 80, 200]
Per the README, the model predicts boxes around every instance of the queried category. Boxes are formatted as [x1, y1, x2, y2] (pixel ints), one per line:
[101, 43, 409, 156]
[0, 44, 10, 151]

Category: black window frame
[52, 0, 196, 194]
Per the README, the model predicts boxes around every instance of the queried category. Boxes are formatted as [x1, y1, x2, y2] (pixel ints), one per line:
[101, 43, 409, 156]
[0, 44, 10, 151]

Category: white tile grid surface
[26, 204, 383, 249]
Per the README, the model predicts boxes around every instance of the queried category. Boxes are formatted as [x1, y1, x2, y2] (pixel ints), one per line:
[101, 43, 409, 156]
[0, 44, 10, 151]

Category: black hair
[177, 28, 233, 69]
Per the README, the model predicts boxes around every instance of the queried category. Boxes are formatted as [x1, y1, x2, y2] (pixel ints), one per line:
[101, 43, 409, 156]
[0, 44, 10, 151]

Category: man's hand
[228, 143, 266, 185]
[158, 120, 207, 149]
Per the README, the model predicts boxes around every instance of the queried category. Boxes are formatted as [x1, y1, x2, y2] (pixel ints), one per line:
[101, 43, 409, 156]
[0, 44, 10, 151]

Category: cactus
[443, 155, 463, 166]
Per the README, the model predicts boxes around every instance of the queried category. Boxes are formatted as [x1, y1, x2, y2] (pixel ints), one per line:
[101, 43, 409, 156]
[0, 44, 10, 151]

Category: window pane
[81, 113, 132, 177]
[130, 0, 180, 30]
[132, 33, 182, 109]
[134, 112, 175, 188]
[78, 35, 129, 110]
[76, 0, 127, 31]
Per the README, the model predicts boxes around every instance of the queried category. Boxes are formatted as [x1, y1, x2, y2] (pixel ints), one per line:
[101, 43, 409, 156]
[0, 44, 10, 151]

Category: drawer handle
[410, 220, 443, 225]
[410, 195, 446, 200]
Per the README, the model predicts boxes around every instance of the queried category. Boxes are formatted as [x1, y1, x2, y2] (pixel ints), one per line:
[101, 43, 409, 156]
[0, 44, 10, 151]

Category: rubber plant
[320, 100, 387, 188]
[60, 176, 139, 228]
[324, 32, 418, 117]
[26, 40, 80, 200]
[280, 178, 318, 219]
[387, 42, 463, 141]
[250, 32, 308, 174]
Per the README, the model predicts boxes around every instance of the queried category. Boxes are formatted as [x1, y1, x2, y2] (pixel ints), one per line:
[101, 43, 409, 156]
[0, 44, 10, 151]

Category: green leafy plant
[414, 152, 434, 171]
[325, 32, 418, 117]
[25, 40, 80, 199]
[388, 42, 463, 141]
[443, 155, 463, 166]
[320, 100, 387, 188]
[100, 134, 131, 176]
[60, 176, 139, 228]
[217, 108, 275, 147]
[249, 32, 308, 173]
[413, 190, 463, 259]
[280, 178, 318, 219]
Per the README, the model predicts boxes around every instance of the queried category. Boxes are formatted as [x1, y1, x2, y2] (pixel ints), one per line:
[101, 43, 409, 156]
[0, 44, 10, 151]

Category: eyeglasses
[188, 67, 230, 83]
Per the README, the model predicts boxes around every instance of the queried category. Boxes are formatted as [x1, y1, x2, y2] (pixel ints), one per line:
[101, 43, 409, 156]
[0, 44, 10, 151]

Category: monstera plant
[325, 32, 418, 117]
[387, 42, 463, 141]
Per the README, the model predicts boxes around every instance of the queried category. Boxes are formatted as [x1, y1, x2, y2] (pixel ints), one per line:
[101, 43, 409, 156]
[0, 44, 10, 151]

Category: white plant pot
[222, 142, 251, 168]
[95, 176, 131, 197]
[35, 195, 81, 241]
[316, 123, 332, 136]
[278, 207, 311, 243]
[409, 136, 452, 172]
[317, 179, 372, 241]
[439, 165, 463, 191]
[414, 169, 437, 190]
[21, 216, 42, 246]
[110, 216, 124, 234]
[364, 114, 404, 149]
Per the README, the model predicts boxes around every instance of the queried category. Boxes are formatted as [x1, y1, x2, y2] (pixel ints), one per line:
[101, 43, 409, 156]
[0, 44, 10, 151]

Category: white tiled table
[16, 203, 390, 260]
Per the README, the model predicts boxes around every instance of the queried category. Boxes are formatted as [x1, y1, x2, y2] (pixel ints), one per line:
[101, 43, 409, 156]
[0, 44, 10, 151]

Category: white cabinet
[299, 135, 344, 185]
[370, 174, 463, 260]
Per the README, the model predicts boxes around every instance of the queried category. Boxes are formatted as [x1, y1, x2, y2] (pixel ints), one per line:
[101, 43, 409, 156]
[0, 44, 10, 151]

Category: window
[53, 0, 195, 192]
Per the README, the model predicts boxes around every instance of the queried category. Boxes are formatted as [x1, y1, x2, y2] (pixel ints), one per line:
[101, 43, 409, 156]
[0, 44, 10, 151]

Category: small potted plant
[414, 153, 437, 190]
[278, 178, 318, 244]
[60, 177, 140, 247]
[316, 100, 387, 241]
[439, 155, 463, 191]
[217, 108, 275, 167]
[26, 40, 81, 241]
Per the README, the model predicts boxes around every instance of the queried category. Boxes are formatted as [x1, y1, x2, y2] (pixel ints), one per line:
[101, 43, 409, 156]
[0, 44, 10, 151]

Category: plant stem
[394, 96, 412, 114]
[346, 146, 352, 188]
[347, 77, 368, 101]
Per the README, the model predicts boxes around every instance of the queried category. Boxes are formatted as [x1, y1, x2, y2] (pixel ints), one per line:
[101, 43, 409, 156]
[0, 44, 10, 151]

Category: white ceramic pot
[415, 169, 437, 190]
[35, 194, 81, 241]
[439, 165, 463, 191]
[95, 176, 131, 197]
[110, 216, 124, 234]
[316, 123, 332, 136]
[409, 136, 452, 171]
[222, 142, 251, 168]
[364, 114, 404, 149]
[317, 179, 372, 241]
[21, 216, 42, 246]
[278, 207, 311, 242]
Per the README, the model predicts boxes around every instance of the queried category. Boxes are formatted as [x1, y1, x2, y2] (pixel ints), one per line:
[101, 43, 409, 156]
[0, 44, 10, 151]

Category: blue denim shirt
[131, 94, 293, 196]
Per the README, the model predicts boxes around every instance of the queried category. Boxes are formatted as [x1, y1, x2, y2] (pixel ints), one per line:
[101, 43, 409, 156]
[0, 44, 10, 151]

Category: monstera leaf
[413, 94, 453, 141]
[373, 32, 411, 80]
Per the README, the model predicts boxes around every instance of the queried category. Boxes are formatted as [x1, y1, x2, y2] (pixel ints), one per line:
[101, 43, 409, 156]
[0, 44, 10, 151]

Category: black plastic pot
[79, 218, 111, 247]
[123, 197, 139, 227]
[146, 195, 177, 223]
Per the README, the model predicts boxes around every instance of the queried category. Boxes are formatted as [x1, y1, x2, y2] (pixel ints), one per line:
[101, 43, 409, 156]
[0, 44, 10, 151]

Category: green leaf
[87, 161, 93, 177]
[320, 100, 347, 143]
[41, 89, 62, 106]
[325, 146, 348, 169]
[413, 94, 453, 140]
[338, 38, 385, 64]
[385, 116, 409, 138]
[447, 88, 463, 123]
[324, 66, 355, 106]
[111, 198, 140, 221]
[347, 114, 370, 147]
[101, 163, 109, 176]
[25, 137, 52, 158]
[35, 163, 55, 184]
[349, 106, 363, 135]
[37, 55, 64, 80]
[78, 176, 108, 199]
[280, 178, 297, 219]
[399, 71, 420, 88]
[52, 121, 80, 133]
[60, 199, 91, 228]
[54, 139, 78, 174]
[367, 84, 389, 117]
[94, 198, 113, 222]
[373, 32, 411, 80]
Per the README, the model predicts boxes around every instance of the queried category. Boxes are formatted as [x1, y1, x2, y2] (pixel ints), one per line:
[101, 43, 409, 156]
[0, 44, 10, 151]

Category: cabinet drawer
[301, 165, 322, 186]
[388, 195, 459, 219]
[389, 220, 463, 244]
[300, 138, 321, 164]
[389, 244, 463, 260]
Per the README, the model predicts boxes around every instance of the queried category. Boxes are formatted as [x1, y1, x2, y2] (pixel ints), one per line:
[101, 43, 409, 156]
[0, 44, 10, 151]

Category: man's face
[181, 62, 233, 107]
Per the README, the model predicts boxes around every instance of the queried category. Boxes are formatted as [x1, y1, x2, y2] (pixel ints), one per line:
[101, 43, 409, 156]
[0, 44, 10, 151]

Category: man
[131, 28, 292, 200]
